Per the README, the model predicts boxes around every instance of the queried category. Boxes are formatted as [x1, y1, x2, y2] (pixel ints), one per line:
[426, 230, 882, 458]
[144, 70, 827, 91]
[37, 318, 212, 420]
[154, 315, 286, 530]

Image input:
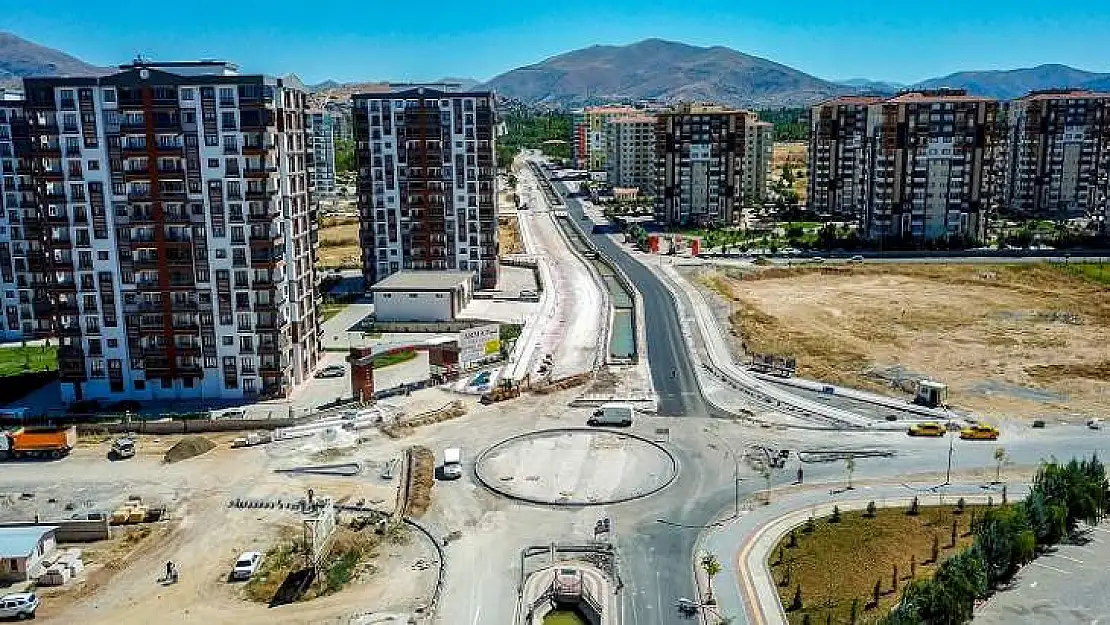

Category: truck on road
[1, 426, 78, 459]
[587, 403, 634, 427]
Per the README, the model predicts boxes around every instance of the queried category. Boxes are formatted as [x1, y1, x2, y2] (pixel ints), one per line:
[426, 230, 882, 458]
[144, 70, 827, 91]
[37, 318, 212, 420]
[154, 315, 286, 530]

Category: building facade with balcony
[807, 96, 885, 219]
[352, 86, 499, 290]
[307, 110, 337, 195]
[0, 60, 321, 402]
[864, 90, 1000, 242]
[1001, 89, 1110, 219]
[653, 104, 752, 227]
[604, 115, 656, 194]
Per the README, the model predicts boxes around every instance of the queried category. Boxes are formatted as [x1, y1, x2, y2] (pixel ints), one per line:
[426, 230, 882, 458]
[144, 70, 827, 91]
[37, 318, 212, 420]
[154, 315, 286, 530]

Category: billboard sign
[459, 323, 501, 367]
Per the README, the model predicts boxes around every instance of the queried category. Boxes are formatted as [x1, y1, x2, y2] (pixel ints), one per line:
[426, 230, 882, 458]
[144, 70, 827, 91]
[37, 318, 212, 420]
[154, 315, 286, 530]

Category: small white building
[371, 271, 476, 322]
[0, 525, 58, 583]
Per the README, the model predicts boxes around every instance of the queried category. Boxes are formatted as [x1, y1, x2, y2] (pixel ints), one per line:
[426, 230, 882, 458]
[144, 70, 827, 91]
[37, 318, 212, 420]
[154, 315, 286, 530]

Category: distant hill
[0, 31, 105, 80]
[912, 64, 1110, 100]
[480, 38, 853, 108]
[835, 78, 906, 94]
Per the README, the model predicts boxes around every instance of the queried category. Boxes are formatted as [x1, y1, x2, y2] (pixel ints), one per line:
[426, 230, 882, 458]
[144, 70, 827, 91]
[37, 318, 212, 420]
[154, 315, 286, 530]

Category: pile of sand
[163, 436, 216, 463]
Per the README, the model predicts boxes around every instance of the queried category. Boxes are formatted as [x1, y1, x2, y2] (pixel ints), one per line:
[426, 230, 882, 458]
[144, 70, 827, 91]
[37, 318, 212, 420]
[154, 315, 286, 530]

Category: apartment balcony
[243, 167, 275, 179]
[245, 187, 277, 201]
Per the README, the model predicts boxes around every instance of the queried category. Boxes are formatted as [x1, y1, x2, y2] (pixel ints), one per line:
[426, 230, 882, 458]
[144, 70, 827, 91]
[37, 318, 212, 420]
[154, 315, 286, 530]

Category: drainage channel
[553, 213, 638, 364]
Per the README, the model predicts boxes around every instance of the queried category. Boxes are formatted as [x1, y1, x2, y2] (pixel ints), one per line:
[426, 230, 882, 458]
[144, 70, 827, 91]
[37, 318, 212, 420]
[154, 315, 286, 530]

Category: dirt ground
[5, 429, 437, 625]
[499, 216, 524, 255]
[318, 220, 360, 269]
[701, 263, 1110, 420]
[771, 142, 808, 202]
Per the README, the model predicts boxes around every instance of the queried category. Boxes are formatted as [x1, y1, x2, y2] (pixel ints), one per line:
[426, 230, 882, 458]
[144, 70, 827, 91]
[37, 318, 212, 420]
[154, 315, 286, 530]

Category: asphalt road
[557, 189, 705, 418]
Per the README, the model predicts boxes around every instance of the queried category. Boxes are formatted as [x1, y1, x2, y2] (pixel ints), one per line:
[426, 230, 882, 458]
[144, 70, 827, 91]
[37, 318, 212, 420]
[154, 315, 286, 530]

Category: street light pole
[945, 432, 954, 486]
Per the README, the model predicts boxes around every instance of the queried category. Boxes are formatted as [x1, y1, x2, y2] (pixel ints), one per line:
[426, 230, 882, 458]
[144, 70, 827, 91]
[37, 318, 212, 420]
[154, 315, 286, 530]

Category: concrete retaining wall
[76, 418, 297, 435]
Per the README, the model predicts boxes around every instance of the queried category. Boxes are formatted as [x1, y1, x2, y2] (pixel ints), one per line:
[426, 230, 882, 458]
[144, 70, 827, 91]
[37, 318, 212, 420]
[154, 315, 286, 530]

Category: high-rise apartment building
[352, 86, 499, 289]
[742, 118, 774, 202]
[571, 106, 640, 172]
[808, 90, 999, 242]
[0, 60, 320, 402]
[604, 115, 656, 193]
[307, 110, 337, 195]
[864, 90, 999, 241]
[1001, 90, 1110, 218]
[654, 105, 751, 227]
[808, 96, 885, 219]
[0, 89, 28, 342]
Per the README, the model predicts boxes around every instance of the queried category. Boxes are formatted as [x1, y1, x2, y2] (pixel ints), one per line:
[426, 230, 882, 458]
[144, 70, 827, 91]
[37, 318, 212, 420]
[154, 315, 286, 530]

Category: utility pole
[945, 434, 954, 486]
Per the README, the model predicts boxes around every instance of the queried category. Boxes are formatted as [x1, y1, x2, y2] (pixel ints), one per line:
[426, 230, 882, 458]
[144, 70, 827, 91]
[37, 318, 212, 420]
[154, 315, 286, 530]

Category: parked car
[217, 409, 246, 420]
[960, 424, 1000, 440]
[1087, 418, 1103, 430]
[907, 422, 946, 437]
[231, 551, 263, 581]
[0, 592, 39, 620]
[809, 256, 825, 264]
[848, 255, 865, 264]
[442, 447, 463, 480]
[1032, 420, 1046, 429]
[315, 364, 346, 379]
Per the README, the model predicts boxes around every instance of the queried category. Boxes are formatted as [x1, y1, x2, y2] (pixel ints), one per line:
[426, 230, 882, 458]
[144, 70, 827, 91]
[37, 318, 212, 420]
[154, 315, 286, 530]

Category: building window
[181, 88, 195, 101]
[134, 380, 145, 390]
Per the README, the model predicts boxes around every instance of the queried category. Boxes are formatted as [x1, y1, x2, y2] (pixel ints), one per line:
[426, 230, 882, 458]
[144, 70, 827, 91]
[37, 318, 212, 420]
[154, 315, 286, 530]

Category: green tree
[701, 553, 722, 604]
[335, 138, 355, 173]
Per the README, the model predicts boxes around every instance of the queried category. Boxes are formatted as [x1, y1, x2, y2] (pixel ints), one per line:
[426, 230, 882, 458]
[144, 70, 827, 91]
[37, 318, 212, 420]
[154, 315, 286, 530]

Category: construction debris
[381, 401, 466, 439]
[402, 446, 435, 518]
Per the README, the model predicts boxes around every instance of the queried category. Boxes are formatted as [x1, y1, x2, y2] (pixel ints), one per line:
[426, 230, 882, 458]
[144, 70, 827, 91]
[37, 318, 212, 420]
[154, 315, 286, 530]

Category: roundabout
[474, 428, 678, 506]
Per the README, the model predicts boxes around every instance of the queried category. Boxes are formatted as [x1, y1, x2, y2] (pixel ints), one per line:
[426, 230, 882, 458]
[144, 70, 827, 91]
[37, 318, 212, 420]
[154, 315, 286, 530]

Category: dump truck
[1, 426, 78, 459]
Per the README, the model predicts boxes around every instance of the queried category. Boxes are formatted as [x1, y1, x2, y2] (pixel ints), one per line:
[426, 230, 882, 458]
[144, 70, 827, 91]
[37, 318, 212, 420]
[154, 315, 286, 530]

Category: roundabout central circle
[474, 428, 678, 505]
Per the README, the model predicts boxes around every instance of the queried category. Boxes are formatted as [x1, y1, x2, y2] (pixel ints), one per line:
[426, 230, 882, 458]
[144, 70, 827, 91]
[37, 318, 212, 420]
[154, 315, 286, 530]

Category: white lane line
[1054, 554, 1084, 564]
[1029, 561, 1069, 574]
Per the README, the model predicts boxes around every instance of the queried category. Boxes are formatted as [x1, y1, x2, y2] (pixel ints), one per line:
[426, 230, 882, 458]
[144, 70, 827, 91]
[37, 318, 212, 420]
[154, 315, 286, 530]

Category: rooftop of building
[584, 105, 641, 114]
[609, 115, 657, 124]
[1015, 89, 1110, 101]
[352, 84, 493, 99]
[0, 525, 57, 558]
[21, 59, 300, 89]
[884, 89, 994, 104]
[814, 95, 887, 107]
[660, 103, 751, 116]
[118, 59, 239, 75]
[371, 270, 476, 291]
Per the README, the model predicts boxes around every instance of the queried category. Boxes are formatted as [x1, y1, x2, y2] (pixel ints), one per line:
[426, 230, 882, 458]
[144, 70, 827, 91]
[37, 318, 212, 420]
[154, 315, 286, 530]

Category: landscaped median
[724, 456, 1107, 625]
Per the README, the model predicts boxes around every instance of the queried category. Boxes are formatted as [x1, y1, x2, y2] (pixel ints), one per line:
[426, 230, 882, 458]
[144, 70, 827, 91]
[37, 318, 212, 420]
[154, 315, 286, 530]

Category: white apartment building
[604, 115, 656, 194]
[1, 60, 320, 402]
[742, 118, 774, 202]
[307, 110, 337, 195]
[352, 86, 499, 289]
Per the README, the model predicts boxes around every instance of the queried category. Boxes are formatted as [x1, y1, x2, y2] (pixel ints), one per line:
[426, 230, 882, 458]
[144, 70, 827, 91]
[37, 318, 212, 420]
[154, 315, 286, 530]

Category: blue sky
[4, 0, 1109, 84]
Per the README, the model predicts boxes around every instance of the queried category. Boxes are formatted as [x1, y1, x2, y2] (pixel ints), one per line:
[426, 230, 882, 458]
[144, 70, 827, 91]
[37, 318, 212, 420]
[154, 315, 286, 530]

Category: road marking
[1054, 554, 1084, 564]
[1029, 561, 1069, 574]
[471, 607, 481, 625]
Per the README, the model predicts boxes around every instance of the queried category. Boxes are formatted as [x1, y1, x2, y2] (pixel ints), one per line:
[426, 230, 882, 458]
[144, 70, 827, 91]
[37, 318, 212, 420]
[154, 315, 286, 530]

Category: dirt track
[703, 263, 1110, 420]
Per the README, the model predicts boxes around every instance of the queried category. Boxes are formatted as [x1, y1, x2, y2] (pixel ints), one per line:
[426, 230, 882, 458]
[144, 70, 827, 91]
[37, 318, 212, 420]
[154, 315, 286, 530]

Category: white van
[588, 403, 634, 427]
[442, 447, 463, 479]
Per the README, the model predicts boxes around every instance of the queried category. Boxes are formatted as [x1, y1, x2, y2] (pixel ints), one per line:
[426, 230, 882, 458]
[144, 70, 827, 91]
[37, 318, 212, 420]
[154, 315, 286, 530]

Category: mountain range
[3, 32, 1110, 109]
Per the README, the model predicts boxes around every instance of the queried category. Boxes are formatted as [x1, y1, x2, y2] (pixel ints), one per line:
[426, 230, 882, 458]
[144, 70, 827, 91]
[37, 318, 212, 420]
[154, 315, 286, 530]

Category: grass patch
[320, 302, 346, 322]
[371, 349, 417, 369]
[1053, 261, 1110, 286]
[770, 504, 983, 624]
[0, 345, 57, 376]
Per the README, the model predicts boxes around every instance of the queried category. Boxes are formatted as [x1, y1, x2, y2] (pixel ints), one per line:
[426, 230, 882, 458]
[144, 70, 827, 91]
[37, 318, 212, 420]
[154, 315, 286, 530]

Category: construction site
[691, 262, 1110, 421]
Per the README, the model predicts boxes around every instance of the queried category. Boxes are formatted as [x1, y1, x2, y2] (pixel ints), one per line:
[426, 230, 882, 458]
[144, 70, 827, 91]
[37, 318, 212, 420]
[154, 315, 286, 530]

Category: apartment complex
[807, 89, 999, 241]
[604, 115, 656, 193]
[352, 86, 499, 290]
[571, 106, 640, 171]
[307, 110, 337, 195]
[742, 118, 774, 202]
[0, 60, 321, 402]
[654, 105, 752, 227]
[808, 96, 885, 219]
[1001, 90, 1110, 218]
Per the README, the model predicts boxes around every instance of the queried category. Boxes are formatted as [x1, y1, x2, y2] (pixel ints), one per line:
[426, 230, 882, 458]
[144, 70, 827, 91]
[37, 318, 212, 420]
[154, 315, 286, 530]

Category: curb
[472, 427, 679, 506]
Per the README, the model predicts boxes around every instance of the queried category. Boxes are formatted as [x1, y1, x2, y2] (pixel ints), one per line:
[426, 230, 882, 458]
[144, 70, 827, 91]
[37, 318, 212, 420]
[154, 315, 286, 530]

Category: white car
[0, 592, 39, 619]
[231, 551, 263, 581]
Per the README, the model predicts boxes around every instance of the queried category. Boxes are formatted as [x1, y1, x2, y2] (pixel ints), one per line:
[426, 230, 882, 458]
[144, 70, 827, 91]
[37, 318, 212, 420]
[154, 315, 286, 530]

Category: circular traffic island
[474, 428, 678, 505]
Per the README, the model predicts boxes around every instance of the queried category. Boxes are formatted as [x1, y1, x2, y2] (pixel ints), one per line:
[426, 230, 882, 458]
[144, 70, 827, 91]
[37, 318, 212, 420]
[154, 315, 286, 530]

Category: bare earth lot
[701, 263, 1110, 420]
